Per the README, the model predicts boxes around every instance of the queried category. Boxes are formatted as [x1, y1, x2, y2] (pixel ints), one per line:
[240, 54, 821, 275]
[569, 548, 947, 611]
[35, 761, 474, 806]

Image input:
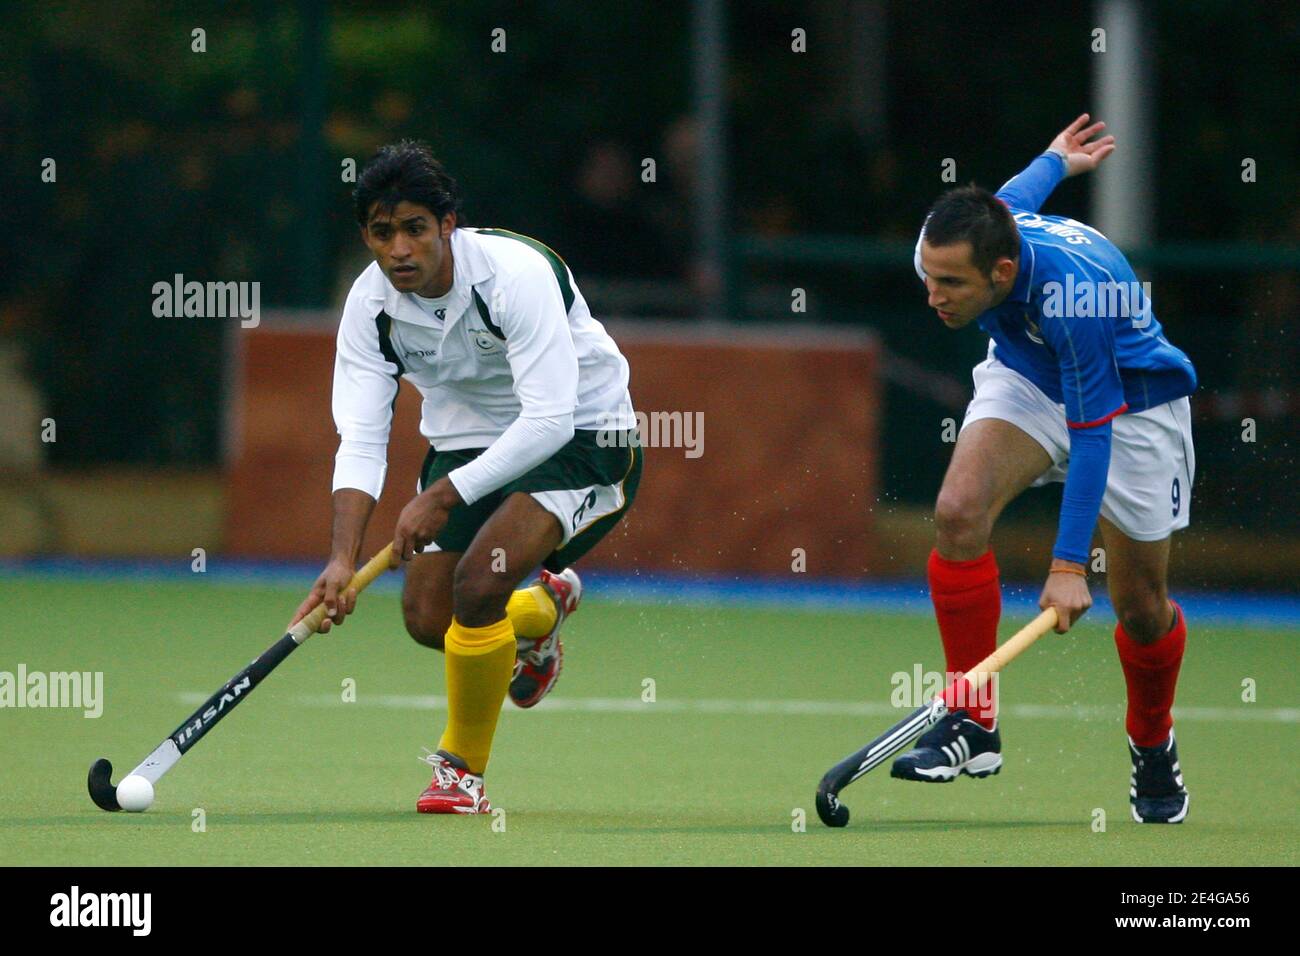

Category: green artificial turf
[1, 575, 1296, 866]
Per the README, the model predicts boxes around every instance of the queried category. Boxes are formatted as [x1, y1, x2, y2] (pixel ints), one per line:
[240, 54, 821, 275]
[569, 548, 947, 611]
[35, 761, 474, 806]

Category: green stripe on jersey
[475, 228, 576, 314]
[472, 288, 506, 340]
[375, 310, 406, 375]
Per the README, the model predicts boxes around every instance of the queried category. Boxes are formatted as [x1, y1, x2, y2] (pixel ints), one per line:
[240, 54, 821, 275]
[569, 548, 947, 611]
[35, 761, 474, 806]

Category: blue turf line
[0, 556, 1296, 629]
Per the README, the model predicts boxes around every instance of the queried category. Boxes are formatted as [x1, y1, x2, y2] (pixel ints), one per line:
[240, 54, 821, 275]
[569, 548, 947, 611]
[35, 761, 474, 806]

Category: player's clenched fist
[289, 558, 358, 634]
[1039, 561, 1093, 633]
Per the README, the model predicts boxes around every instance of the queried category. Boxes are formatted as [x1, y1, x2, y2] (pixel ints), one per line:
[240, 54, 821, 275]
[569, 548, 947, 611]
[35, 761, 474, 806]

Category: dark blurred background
[1, 0, 1296, 581]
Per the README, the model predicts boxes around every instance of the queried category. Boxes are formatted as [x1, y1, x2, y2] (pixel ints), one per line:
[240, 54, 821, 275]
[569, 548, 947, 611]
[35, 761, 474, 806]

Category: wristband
[1049, 565, 1087, 577]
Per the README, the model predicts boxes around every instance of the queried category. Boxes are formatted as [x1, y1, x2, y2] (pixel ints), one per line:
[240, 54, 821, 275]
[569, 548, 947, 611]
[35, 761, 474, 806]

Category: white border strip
[176, 692, 1298, 723]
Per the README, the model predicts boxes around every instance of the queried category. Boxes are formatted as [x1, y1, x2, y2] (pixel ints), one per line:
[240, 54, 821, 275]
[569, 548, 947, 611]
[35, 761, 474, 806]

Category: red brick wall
[224, 323, 881, 575]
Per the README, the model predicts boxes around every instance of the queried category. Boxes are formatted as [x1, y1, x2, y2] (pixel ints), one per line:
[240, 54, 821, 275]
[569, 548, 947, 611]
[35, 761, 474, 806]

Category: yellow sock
[506, 585, 557, 638]
[438, 616, 516, 774]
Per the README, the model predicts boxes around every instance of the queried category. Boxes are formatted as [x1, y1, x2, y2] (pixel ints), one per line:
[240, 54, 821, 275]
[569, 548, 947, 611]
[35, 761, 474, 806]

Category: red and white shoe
[509, 567, 582, 709]
[416, 749, 491, 814]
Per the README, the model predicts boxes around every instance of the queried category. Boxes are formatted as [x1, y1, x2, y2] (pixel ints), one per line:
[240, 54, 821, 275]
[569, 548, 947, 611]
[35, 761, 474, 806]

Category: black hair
[354, 140, 463, 226]
[923, 185, 1019, 275]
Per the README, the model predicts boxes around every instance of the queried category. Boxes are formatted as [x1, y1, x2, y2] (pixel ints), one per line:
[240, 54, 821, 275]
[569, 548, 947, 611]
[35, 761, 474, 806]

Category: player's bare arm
[289, 487, 382, 633]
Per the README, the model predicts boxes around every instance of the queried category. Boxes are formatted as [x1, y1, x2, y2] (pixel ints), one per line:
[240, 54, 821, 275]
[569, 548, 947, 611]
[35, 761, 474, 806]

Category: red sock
[928, 548, 1001, 728]
[1115, 601, 1186, 747]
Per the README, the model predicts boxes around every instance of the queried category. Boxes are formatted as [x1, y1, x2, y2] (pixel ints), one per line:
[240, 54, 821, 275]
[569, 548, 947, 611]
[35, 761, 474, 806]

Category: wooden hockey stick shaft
[815, 607, 1059, 828]
[289, 546, 398, 642]
[953, 607, 1059, 698]
[89, 545, 397, 811]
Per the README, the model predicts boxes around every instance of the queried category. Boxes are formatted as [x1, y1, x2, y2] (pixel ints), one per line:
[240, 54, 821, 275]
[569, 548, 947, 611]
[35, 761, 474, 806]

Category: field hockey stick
[87, 545, 396, 811]
[815, 607, 1058, 828]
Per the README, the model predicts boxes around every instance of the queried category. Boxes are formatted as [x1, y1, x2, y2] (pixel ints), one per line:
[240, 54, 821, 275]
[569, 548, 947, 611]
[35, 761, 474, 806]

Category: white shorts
[413, 487, 628, 554]
[415, 442, 639, 554]
[963, 352, 1195, 542]
[412, 479, 630, 554]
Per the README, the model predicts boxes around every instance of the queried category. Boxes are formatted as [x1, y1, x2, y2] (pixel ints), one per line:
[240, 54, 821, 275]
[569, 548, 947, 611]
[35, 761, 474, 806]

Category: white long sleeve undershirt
[447, 412, 575, 505]
[331, 414, 575, 505]
[332, 439, 389, 500]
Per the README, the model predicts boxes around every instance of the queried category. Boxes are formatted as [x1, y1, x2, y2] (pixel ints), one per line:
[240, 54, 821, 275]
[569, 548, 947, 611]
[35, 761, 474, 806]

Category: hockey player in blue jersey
[895, 116, 1197, 823]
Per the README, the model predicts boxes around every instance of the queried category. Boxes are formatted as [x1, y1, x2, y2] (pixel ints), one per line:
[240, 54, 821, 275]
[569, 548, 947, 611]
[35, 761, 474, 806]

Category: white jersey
[331, 227, 635, 503]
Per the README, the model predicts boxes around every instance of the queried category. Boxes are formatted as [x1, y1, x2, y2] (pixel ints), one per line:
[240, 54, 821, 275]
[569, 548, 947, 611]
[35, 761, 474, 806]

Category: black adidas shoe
[890, 709, 1002, 782]
[1129, 731, 1190, 823]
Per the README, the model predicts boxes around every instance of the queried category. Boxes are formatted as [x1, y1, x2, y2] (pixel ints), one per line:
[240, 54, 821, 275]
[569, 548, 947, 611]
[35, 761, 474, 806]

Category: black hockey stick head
[88, 758, 121, 811]
[815, 777, 850, 828]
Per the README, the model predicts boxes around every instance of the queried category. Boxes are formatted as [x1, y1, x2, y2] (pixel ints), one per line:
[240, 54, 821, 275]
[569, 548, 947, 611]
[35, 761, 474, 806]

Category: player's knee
[933, 490, 992, 556]
[401, 597, 450, 649]
[451, 564, 512, 625]
[1115, 591, 1170, 644]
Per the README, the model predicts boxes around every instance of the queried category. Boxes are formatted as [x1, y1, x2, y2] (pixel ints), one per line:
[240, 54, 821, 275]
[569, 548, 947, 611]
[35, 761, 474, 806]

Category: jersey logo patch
[471, 329, 501, 353]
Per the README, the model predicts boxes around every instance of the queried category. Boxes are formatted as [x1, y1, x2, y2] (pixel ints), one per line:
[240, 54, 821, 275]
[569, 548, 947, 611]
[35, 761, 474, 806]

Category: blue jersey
[916, 153, 1198, 565]
[985, 153, 1197, 426]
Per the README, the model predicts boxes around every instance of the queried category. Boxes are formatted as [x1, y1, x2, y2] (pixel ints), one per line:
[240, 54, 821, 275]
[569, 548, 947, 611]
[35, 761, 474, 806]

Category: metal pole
[296, 0, 328, 306]
[691, 0, 730, 319]
[1092, 0, 1154, 250]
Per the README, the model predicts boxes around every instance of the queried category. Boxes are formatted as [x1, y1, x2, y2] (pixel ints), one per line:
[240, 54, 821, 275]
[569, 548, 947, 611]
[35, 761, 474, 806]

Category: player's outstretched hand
[288, 558, 358, 634]
[1039, 562, 1093, 633]
[1049, 113, 1116, 177]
